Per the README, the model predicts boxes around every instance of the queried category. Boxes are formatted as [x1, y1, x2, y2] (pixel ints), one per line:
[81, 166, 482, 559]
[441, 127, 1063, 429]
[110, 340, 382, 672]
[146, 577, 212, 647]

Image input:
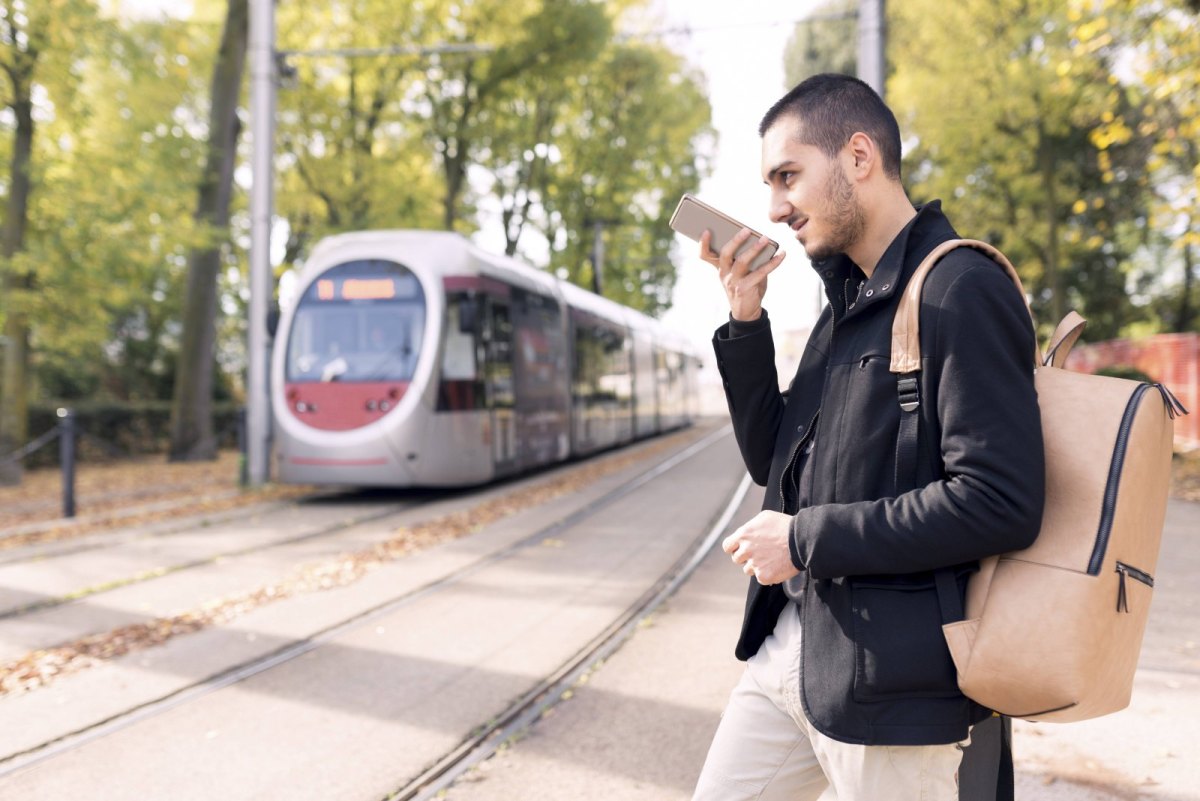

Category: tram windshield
[285, 260, 426, 383]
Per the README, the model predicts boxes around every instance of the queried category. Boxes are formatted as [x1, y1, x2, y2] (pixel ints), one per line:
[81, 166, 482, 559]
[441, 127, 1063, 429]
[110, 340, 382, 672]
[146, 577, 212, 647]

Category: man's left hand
[722, 511, 801, 585]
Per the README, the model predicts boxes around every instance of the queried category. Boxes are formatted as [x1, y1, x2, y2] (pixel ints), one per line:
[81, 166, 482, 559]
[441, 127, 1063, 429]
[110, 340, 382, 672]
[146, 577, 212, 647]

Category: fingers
[718, 229, 757, 275]
[698, 231, 718, 265]
[700, 229, 777, 275]
[757, 249, 787, 278]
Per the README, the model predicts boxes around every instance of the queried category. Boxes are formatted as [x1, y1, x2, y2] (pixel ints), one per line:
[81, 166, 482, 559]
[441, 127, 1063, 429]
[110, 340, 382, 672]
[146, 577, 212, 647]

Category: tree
[167, 0, 248, 461]
[0, 0, 97, 483]
[32, 10, 220, 405]
[783, 0, 857, 86]
[415, 0, 612, 232]
[1085, 0, 1199, 333]
[888, 0, 1152, 339]
[531, 42, 714, 313]
[274, 0, 446, 260]
[273, 0, 713, 317]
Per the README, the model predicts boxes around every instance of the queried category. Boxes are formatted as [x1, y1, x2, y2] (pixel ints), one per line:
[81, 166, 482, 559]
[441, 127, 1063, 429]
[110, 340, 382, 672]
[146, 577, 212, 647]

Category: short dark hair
[759, 74, 902, 180]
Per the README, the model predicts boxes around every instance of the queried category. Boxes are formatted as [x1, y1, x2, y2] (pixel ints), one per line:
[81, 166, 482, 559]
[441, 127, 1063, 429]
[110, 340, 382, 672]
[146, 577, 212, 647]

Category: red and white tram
[271, 230, 701, 487]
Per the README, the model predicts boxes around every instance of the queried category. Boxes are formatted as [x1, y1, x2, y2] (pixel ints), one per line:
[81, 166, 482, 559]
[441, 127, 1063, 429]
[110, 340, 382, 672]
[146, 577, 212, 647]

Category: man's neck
[846, 189, 917, 279]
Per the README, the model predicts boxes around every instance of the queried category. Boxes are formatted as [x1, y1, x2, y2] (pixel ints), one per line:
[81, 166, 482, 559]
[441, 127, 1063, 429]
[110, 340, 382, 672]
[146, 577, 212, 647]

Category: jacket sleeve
[789, 262, 1046, 578]
[712, 310, 784, 486]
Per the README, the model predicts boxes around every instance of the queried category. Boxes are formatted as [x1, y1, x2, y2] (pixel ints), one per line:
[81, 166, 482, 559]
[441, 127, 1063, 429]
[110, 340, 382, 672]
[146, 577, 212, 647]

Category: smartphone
[669, 194, 779, 271]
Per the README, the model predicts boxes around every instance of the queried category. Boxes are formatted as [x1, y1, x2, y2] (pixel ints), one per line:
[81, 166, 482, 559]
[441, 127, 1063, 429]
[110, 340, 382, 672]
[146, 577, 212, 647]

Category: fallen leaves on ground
[0, 451, 316, 551]
[0, 429, 699, 698]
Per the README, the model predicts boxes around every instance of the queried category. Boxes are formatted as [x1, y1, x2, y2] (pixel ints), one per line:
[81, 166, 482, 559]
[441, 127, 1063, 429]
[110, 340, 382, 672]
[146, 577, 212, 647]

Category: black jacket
[713, 202, 1045, 746]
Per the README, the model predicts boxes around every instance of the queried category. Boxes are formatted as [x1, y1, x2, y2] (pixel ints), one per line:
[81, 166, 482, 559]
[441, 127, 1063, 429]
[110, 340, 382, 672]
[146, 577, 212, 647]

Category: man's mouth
[791, 218, 808, 237]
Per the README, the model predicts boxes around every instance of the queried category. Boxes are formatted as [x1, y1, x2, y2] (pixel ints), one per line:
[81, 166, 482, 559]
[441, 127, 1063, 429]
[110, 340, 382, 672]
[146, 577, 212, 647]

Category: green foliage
[4, 0, 714, 453]
[5, 4, 220, 405]
[890, 0, 1154, 340]
[26, 401, 243, 467]
[536, 41, 714, 314]
[1095, 364, 1155, 384]
[274, 0, 713, 316]
[782, 0, 1198, 340]
[783, 0, 857, 86]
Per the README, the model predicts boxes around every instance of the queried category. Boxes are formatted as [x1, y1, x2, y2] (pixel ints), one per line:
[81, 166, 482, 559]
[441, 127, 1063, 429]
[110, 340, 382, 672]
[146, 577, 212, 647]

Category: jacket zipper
[778, 408, 820, 511]
[1087, 383, 1152, 575]
[779, 302, 841, 511]
[1115, 561, 1154, 613]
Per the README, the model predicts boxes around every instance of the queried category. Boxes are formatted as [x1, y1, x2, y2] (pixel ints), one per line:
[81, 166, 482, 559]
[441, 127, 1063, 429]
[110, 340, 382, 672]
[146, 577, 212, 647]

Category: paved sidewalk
[442, 495, 1200, 801]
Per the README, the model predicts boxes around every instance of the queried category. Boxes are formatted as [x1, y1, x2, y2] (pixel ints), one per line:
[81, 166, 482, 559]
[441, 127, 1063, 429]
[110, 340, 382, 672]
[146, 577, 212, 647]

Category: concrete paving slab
[0, 425, 720, 664]
[436, 499, 1200, 801]
[0, 426, 744, 798]
[0, 428, 724, 761]
[439, 477, 763, 801]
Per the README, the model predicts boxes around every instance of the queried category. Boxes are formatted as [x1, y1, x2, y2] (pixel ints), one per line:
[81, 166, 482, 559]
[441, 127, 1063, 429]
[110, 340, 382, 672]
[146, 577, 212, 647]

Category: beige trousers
[693, 604, 964, 801]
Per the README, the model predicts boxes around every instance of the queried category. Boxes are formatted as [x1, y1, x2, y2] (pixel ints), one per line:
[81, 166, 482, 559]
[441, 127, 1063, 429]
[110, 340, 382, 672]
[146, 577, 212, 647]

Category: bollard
[237, 406, 248, 488]
[57, 407, 77, 518]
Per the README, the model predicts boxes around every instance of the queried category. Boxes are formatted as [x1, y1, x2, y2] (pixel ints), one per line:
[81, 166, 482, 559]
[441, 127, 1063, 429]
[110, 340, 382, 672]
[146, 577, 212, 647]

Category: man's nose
[768, 194, 792, 225]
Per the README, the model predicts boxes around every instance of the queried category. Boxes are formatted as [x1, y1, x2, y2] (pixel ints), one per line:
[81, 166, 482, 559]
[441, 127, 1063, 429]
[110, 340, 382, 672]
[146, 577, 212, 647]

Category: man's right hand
[699, 228, 786, 322]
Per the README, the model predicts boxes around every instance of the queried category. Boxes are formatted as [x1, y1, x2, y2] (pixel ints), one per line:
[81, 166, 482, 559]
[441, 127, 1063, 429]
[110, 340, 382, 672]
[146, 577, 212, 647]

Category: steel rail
[0, 425, 735, 778]
[388, 469, 753, 801]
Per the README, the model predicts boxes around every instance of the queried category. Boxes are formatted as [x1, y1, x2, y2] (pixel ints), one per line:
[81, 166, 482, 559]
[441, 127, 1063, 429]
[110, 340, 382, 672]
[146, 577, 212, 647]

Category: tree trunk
[0, 73, 35, 486]
[1179, 214, 1195, 333]
[1038, 124, 1063, 325]
[168, 0, 249, 461]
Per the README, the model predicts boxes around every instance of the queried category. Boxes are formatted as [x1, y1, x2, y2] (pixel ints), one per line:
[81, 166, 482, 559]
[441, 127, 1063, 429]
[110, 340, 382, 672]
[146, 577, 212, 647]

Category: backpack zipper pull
[1155, 383, 1188, 419]
[1116, 565, 1129, 613]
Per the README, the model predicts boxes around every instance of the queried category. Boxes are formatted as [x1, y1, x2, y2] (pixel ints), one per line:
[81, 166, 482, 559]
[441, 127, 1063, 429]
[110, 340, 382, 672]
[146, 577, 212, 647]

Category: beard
[804, 163, 867, 263]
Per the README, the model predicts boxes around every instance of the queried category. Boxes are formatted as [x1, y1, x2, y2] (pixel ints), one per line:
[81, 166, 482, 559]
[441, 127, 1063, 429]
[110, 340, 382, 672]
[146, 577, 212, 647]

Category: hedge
[21, 402, 244, 468]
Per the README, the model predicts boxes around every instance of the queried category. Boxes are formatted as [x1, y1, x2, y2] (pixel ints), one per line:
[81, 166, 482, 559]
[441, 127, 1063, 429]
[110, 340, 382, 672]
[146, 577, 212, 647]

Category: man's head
[759, 74, 907, 265]
[759, 74, 901, 181]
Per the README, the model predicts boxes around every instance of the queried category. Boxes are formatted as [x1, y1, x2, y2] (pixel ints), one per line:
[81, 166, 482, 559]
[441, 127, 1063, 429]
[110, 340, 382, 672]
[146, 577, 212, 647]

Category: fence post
[58, 407, 77, 518]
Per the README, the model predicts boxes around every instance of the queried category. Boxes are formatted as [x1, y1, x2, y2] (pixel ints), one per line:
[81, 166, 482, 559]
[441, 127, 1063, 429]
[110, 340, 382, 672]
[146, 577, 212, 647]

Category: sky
[653, 0, 825, 345]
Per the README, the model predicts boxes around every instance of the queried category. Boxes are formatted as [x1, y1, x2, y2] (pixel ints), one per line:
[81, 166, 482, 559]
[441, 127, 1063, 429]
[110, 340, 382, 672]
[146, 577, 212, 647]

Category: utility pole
[590, 220, 605, 296]
[857, 0, 886, 99]
[247, 0, 275, 485]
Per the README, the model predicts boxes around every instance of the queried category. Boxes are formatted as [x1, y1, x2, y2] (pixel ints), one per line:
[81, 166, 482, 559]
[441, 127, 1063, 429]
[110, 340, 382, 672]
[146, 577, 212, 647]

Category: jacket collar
[813, 200, 959, 319]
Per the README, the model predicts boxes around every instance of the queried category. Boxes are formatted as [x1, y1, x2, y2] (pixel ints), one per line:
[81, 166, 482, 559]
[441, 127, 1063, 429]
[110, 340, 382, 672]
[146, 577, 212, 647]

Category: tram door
[484, 298, 518, 475]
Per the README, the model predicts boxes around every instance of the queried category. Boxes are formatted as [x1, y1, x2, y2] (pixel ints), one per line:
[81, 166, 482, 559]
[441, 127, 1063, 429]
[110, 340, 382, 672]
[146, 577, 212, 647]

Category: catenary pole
[248, 0, 275, 485]
[857, 0, 885, 99]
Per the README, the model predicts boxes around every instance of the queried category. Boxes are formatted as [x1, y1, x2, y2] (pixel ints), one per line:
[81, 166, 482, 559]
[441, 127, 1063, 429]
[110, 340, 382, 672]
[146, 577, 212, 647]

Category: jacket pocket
[850, 575, 963, 702]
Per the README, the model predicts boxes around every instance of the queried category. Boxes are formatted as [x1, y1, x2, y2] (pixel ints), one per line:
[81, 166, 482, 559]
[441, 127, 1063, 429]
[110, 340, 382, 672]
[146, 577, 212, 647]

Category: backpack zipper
[1087, 383, 1153, 576]
[1115, 561, 1154, 613]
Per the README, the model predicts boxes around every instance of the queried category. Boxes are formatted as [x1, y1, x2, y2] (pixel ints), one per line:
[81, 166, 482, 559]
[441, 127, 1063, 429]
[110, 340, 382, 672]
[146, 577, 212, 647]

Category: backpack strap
[890, 239, 1037, 627]
[891, 239, 1041, 497]
[1044, 310, 1087, 368]
[890, 239, 1039, 375]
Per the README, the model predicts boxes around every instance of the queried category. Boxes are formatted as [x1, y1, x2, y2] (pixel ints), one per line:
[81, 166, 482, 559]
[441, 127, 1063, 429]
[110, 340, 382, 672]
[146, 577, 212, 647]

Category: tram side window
[443, 297, 477, 381]
[572, 323, 629, 406]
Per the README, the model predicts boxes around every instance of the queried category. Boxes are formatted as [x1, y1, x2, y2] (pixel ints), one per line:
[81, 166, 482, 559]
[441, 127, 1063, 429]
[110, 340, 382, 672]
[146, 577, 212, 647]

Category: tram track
[0, 426, 718, 688]
[0, 497, 426, 622]
[0, 427, 704, 629]
[389, 470, 753, 801]
[0, 424, 738, 782]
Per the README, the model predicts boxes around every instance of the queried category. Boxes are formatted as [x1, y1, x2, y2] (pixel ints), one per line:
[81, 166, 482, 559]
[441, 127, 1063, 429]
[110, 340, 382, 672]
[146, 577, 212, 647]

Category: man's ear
[846, 132, 874, 179]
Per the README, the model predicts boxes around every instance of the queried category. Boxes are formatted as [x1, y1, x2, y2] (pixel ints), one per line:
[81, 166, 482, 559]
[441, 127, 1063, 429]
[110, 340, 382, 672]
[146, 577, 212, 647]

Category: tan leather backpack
[892, 239, 1188, 722]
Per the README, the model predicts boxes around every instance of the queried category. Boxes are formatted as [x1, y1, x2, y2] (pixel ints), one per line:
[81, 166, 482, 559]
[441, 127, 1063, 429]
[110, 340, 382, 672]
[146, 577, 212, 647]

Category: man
[692, 74, 1044, 800]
